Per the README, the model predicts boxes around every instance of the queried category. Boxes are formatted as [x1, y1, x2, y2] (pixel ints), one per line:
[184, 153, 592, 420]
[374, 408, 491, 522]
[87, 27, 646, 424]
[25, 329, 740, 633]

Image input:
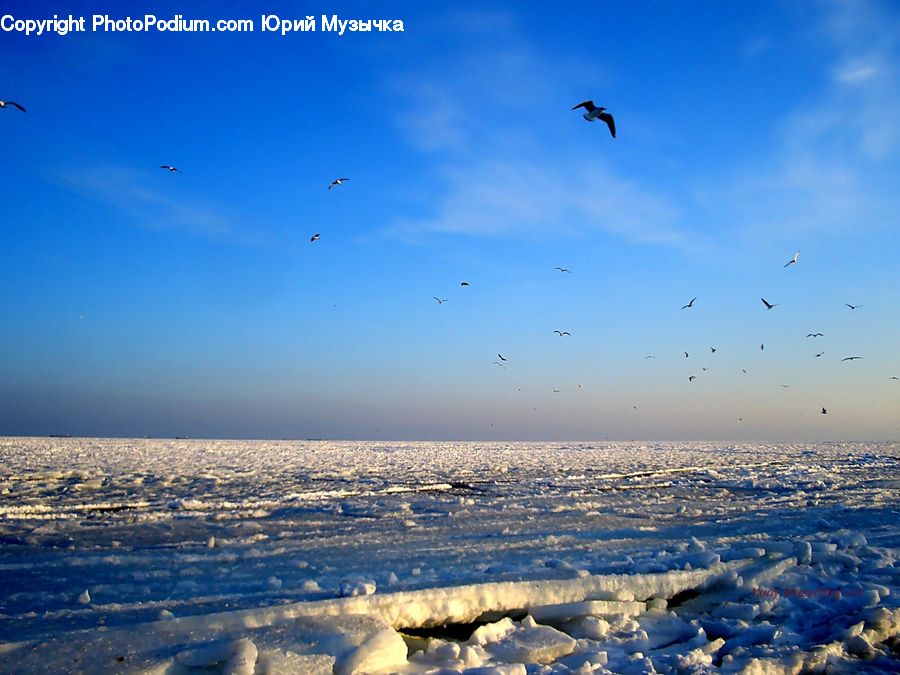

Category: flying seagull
[433, 297, 448, 304]
[845, 303, 862, 310]
[553, 388, 561, 394]
[684, 351, 689, 358]
[572, 100, 616, 138]
[0, 100, 26, 112]
[160, 165, 180, 173]
[553, 330, 571, 336]
[710, 347, 717, 353]
[761, 344, 765, 350]
[681, 297, 697, 310]
[821, 407, 827, 415]
[736, 417, 743, 422]
[554, 267, 571, 273]
[841, 356, 863, 361]
[688, 376, 696, 382]
[815, 352, 825, 357]
[310, 233, 320, 242]
[461, 281, 470, 287]
[497, 353, 507, 362]
[761, 297, 778, 310]
[784, 251, 800, 268]
[806, 333, 824, 338]
[328, 178, 349, 190]
[644, 355, 656, 359]
[891, 377, 899, 381]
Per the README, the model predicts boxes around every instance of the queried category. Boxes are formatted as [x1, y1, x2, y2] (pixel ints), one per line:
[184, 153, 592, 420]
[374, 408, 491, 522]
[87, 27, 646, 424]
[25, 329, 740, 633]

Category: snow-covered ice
[0, 438, 898, 673]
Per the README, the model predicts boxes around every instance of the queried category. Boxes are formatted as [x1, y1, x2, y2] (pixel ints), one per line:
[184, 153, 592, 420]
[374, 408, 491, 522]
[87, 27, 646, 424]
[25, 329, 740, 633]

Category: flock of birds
[6, 95, 896, 428]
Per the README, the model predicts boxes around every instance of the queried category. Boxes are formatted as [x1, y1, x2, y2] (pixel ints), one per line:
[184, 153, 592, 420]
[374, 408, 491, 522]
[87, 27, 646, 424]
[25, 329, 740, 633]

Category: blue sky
[2, 0, 899, 440]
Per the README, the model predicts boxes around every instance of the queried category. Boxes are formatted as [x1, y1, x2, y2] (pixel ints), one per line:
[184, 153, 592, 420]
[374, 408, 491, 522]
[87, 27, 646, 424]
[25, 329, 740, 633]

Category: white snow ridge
[0, 437, 898, 673]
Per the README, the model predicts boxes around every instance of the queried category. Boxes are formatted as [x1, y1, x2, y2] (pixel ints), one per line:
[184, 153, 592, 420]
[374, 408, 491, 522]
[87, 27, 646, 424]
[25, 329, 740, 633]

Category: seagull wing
[10, 102, 26, 112]
[599, 111, 616, 138]
[572, 100, 595, 111]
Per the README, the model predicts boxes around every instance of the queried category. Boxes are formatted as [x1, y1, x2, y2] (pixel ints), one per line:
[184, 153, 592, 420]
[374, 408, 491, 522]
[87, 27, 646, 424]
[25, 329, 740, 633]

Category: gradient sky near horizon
[2, 0, 899, 441]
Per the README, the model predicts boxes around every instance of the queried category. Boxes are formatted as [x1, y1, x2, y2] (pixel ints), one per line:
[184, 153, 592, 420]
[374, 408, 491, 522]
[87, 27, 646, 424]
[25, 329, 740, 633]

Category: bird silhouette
[554, 267, 571, 273]
[572, 100, 616, 137]
[681, 297, 697, 310]
[846, 303, 862, 310]
[821, 407, 828, 415]
[806, 333, 824, 338]
[433, 297, 448, 304]
[784, 251, 800, 267]
[841, 356, 863, 361]
[328, 178, 349, 189]
[0, 100, 26, 112]
[761, 297, 778, 310]
[310, 233, 320, 242]
[160, 165, 180, 173]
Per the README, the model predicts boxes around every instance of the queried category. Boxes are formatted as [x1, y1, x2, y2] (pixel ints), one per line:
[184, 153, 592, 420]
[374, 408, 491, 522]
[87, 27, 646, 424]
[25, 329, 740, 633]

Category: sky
[1, 0, 899, 441]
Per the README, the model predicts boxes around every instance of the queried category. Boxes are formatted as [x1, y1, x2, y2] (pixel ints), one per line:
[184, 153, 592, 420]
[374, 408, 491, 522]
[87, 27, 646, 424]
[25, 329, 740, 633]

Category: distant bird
[572, 100, 616, 138]
[461, 281, 470, 287]
[681, 297, 697, 310]
[497, 353, 507, 361]
[736, 417, 743, 422]
[328, 178, 349, 189]
[806, 333, 824, 338]
[701, 367, 708, 372]
[761, 297, 778, 310]
[578, 384, 583, 389]
[784, 251, 800, 268]
[684, 351, 689, 358]
[644, 355, 656, 359]
[688, 376, 696, 382]
[433, 297, 448, 304]
[742, 369, 748, 374]
[310, 233, 320, 242]
[0, 100, 26, 112]
[845, 303, 862, 310]
[891, 377, 899, 381]
[160, 165, 180, 173]
[780, 384, 790, 388]
[821, 407, 827, 415]
[815, 352, 825, 357]
[553, 330, 571, 336]
[553, 388, 561, 394]
[554, 267, 571, 273]
[841, 356, 863, 361]
[710, 347, 717, 353]
[761, 344, 765, 350]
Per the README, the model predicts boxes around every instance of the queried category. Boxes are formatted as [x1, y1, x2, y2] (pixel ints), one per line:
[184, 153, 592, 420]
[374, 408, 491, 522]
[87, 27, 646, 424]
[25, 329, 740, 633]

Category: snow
[0, 437, 898, 672]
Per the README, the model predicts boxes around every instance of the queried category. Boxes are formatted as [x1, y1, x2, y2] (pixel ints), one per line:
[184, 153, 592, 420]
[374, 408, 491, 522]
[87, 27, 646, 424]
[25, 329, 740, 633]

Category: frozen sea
[0, 437, 898, 673]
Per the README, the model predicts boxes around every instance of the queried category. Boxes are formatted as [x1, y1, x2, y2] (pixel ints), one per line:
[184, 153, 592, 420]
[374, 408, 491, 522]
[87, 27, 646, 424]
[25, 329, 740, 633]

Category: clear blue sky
[2, 0, 899, 440]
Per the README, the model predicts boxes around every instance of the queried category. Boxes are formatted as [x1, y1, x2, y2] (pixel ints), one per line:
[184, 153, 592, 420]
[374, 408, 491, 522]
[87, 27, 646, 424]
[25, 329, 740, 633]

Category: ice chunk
[486, 619, 576, 665]
[334, 626, 408, 675]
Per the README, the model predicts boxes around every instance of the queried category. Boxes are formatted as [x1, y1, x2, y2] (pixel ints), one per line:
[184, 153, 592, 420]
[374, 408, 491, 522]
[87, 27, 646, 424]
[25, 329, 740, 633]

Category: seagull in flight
[806, 333, 824, 338]
[160, 165, 180, 173]
[554, 267, 571, 273]
[891, 377, 899, 381]
[845, 303, 862, 310]
[644, 355, 656, 359]
[460, 281, 470, 287]
[553, 388, 561, 394]
[821, 407, 827, 415]
[433, 297, 448, 304]
[553, 330, 571, 336]
[815, 352, 825, 357]
[841, 356, 863, 361]
[681, 297, 697, 310]
[684, 351, 689, 358]
[572, 100, 616, 138]
[310, 233, 320, 242]
[688, 376, 696, 382]
[784, 251, 800, 267]
[497, 353, 507, 362]
[761, 344, 765, 350]
[736, 417, 743, 422]
[761, 297, 778, 310]
[0, 100, 26, 112]
[710, 347, 717, 353]
[328, 178, 349, 190]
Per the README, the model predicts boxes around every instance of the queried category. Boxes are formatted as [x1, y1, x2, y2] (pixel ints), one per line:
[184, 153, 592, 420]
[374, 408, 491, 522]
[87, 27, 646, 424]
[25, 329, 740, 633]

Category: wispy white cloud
[55, 165, 232, 238]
